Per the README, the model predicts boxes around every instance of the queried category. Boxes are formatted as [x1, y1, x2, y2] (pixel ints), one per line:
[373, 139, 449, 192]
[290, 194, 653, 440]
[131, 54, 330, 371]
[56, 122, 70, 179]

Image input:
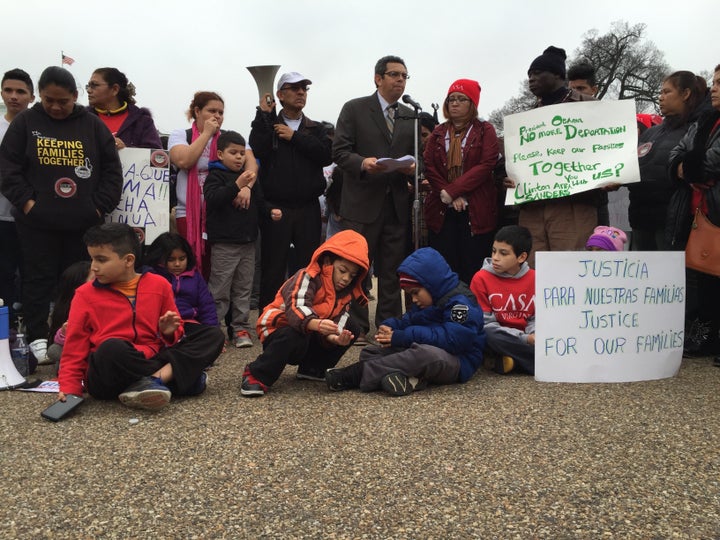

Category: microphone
[402, 95, 422, 110]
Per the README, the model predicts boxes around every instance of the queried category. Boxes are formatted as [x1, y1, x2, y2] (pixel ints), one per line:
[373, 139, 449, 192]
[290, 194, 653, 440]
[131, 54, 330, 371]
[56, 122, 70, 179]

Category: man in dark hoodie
[0, 66, 122, 364]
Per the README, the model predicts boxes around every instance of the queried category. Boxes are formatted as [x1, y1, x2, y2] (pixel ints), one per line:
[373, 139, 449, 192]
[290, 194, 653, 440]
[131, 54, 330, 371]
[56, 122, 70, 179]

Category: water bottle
[11, 333, 29, 377]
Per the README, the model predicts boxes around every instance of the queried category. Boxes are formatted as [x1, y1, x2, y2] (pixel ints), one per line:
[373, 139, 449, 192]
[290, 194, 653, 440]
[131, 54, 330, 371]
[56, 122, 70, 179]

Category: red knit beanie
[398, 272, 422, 289]
[447, 79, 481, 107]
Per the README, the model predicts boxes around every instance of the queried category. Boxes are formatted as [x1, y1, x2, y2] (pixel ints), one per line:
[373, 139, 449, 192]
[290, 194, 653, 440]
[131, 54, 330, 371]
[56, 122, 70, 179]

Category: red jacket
[58, 272, 184, 395]
[256, 230, 369, 343]
[423, 118, 499, 235]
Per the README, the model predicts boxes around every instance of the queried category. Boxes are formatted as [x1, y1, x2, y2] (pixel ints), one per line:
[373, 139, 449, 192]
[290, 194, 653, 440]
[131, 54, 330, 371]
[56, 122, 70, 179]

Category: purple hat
[585, 226, 628, 251]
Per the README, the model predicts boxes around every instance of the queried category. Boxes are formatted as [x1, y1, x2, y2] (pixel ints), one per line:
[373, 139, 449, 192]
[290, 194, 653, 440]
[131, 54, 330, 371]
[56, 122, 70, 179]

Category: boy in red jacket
[57, 223, 224, 411]
[470, 225, 536, 375]
[242, 230, 369, 397]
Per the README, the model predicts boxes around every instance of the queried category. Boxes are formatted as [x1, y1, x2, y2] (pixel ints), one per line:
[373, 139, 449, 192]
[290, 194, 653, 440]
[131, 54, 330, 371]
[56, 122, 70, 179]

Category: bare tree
[489, 20, 670, 136]
[487, 84, 535, 135]
[574, 21, 669, 112]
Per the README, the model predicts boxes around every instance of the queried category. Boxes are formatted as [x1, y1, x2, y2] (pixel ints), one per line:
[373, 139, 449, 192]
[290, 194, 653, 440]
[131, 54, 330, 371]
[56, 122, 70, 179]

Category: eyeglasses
[446, 96, 470, 104]
[280, 85, 309, 92]
[384, 71, 410, 80]
[85, 82, 108, 91]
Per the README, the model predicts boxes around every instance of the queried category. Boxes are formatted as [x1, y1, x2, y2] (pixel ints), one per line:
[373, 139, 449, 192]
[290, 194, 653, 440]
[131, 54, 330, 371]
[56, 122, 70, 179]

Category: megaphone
[246, 65, 281, 104]
[0, 305, 26, 390]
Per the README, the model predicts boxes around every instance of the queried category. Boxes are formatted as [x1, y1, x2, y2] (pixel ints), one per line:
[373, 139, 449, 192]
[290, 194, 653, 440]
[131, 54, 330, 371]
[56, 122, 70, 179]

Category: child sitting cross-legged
[325, 247, 485, 397]
[56, 223, 225, 411]
[470, 225, 536, 375]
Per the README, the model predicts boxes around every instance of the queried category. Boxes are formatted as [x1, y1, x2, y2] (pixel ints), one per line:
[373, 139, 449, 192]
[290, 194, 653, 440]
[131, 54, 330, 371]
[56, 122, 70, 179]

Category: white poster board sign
[106, 148, 170, 244]
[504, 100, 639, 205]
[535, 251, 685, 383]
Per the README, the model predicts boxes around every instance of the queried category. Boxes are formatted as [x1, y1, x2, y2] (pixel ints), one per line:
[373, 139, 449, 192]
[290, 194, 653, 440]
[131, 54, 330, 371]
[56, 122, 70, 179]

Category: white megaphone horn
[246, 65, 281, 105]
[0, 303, 26, 390]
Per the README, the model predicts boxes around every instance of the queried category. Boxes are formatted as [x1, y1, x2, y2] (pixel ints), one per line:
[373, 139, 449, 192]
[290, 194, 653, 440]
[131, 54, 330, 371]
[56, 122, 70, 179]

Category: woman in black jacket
[668, 64, 720, 359]
[627, 71, 706, 250]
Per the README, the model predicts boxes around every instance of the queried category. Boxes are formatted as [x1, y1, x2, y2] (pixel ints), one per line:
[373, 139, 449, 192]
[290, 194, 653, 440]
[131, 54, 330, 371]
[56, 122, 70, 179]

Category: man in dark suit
[332, 55, 415, 340]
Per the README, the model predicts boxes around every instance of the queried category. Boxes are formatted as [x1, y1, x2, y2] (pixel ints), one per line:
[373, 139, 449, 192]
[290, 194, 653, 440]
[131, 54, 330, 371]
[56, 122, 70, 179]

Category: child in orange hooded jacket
[241, 230, 369, 397]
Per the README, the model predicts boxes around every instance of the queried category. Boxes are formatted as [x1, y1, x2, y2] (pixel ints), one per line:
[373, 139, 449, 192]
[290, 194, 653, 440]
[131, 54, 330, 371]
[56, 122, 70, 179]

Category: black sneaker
[325, 368, 348, 391]
[325, 362, 363, 391]
[380, 372, 426, 396]
[240, 368, 267, 397]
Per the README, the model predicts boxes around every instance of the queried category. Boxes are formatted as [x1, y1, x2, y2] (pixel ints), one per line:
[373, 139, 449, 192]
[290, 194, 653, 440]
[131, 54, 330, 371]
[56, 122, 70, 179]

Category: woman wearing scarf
[86, 67, 162, 150]
[668, 64, 720, 361]
[423, 79, 499, 284]
[168, 91, 257, 277]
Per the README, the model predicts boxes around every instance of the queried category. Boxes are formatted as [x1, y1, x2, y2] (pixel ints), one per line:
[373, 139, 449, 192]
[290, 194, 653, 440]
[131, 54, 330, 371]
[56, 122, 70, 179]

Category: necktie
[386, 105, 396, 134]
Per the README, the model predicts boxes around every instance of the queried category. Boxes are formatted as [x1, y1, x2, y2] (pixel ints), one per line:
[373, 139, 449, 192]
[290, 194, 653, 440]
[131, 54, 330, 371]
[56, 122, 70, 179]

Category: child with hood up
[325, 247, 485, 396]
[241, 230, 369, 397]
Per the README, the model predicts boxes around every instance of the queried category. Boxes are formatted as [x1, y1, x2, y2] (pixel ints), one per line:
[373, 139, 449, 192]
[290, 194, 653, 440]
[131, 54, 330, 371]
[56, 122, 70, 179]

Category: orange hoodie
[256, 230, 369, 342]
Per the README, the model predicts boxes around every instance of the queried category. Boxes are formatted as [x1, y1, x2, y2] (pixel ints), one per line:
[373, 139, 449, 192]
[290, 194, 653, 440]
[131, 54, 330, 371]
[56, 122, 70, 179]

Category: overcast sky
[3, 0, 716, 136]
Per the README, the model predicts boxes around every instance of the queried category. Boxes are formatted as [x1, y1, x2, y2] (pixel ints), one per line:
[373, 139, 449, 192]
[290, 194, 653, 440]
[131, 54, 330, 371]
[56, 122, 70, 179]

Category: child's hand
[375, 326, 393, 347]
[527, 333, 535, 346]
[270, 208, 282, 221]
[235, 185, 252, 210]
[61, 322, 68, 333]
[235, 170, 255, 188]
[316, 318, 339, 336]
[327, 329, 354, 347]
[159, 311, 181, 337]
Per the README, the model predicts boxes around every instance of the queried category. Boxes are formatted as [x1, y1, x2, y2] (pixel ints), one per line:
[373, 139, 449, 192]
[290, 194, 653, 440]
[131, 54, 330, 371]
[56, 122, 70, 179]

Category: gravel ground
[1, 332, 719, 539]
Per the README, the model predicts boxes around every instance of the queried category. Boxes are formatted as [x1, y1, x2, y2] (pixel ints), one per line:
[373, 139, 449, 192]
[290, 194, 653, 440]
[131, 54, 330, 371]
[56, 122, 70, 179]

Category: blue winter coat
[383, 247, 485, 383]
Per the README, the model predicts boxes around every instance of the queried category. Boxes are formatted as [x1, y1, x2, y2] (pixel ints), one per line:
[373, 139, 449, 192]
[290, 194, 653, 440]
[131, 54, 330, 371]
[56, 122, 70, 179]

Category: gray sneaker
[234, 330, 253, 348]
[380, 372, 426, 396]
[118, 376, 171, 410]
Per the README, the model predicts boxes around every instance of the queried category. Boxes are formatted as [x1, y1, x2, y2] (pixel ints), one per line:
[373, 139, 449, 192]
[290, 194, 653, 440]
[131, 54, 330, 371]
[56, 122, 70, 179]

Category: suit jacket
[332, 92, 415, 224]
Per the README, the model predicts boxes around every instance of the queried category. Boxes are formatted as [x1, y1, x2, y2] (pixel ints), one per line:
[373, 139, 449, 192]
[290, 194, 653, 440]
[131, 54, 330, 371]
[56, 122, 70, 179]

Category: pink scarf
[185, 122, 219, 275]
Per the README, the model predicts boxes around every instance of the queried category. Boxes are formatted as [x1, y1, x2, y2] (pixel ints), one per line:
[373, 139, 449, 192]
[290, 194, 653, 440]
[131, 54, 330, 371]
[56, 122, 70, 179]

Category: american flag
[62, 53, 75, 66]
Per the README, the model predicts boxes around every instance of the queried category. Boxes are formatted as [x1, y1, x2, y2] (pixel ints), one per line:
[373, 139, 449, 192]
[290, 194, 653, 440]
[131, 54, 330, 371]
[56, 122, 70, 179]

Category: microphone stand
[396, 102, 422, 251]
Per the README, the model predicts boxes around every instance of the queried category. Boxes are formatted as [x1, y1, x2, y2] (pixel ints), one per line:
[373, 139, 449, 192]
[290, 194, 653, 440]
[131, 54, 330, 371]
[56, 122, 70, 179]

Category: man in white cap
[250, 72, 332, 312]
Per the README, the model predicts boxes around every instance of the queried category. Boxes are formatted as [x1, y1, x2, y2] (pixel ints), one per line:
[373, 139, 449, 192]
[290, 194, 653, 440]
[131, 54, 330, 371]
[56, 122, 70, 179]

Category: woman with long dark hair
[628, 71, 706, 250]
[669, 65, 720, 359]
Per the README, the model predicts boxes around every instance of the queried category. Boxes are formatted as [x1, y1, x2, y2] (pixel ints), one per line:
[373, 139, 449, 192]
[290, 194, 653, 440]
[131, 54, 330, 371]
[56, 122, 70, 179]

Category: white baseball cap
[277, 72, 312, 91]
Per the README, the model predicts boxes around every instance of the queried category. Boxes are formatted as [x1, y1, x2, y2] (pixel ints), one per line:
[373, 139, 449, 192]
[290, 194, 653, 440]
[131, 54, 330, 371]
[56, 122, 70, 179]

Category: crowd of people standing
[1, 49, 720, 408]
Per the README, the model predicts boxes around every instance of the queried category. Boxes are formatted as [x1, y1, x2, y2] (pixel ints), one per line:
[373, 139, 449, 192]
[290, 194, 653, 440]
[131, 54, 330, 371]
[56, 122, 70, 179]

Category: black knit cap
[528, 46, 567, 78]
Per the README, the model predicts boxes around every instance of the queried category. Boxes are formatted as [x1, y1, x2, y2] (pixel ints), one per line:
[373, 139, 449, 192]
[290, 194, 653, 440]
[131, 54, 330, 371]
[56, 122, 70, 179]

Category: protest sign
[535, 251, 685, 383]
[504, 100, 640, 205]
[106, 148, 170, 244]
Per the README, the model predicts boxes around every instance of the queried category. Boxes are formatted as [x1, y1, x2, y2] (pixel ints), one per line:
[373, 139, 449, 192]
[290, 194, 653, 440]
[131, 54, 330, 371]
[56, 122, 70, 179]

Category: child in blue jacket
[325, 247, 485, 396]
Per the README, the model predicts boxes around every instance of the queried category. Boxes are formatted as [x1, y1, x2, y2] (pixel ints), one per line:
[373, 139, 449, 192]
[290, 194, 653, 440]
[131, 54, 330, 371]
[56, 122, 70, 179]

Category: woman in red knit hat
[422, 78, 499, 284]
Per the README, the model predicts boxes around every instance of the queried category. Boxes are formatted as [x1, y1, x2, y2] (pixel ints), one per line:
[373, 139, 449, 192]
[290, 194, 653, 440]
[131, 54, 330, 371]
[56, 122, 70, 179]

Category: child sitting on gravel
[325, 247, 485, 396]
[241, 230, 370, 397]
[56, 223, 224, 411]
[470, 225, 535, 375]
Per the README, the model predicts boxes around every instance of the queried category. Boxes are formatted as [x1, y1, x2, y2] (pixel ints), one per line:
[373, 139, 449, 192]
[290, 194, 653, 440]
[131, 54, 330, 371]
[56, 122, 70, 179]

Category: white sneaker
[30, 338, 52, 365]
